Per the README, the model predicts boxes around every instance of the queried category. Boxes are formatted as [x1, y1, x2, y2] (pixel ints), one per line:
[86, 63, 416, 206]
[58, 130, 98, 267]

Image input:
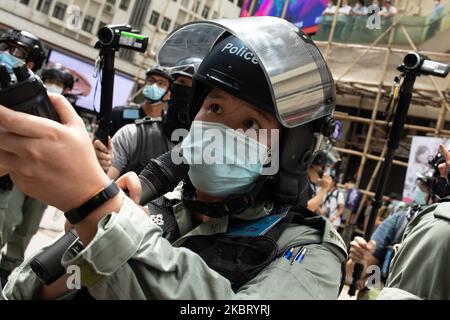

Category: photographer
[307, 151, 333, 213]
[0, 18, 347, 300]
[0, 29, 47, 287]
[102, 66, 175, 180]
[94, 66, 173, 174]
[378, 144, 450, 299]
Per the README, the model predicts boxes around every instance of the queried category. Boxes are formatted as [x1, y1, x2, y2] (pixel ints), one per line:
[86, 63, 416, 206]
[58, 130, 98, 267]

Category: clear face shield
[157, 17, 336, 129]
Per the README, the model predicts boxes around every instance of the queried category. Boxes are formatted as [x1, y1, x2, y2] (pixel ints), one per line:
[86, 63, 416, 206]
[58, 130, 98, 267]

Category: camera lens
[98, 27, 114, 46]
[404, 52, 421, 70]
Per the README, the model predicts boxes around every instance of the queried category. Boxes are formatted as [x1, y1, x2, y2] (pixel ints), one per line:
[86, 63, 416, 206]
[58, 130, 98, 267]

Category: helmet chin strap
[181, 175, 276, 218]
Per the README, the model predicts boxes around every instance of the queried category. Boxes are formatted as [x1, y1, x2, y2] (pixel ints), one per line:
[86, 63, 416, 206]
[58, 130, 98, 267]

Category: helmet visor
[157, 17, 335, 128]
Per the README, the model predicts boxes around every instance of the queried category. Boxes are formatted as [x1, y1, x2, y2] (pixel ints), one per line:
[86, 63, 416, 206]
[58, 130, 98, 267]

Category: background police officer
[0, 29, 47, 287]
[41, 63, 75, 96]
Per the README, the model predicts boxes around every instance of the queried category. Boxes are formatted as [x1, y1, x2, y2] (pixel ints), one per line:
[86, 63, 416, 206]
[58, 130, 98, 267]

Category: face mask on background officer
[41, 63, 75, 96]
[142, 72, 171, 107]
[164, 58, 202, 139]
[0, 29, 46, 74]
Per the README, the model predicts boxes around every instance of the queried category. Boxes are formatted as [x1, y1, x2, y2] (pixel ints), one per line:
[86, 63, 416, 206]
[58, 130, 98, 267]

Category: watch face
[123, 108, 140, 120]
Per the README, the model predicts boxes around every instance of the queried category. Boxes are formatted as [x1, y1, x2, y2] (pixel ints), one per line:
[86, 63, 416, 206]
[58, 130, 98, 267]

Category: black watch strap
[64, 181, 120, 224]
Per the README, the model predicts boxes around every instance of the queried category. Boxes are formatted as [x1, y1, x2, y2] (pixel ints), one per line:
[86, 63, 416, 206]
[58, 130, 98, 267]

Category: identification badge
[123, 108, 140, 120]
[226, 212, 287, 237]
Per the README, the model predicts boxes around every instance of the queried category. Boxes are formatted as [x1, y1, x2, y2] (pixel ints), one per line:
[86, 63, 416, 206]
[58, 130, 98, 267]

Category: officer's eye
[243, 118, 261, 130]
[208, 103, 223, 114]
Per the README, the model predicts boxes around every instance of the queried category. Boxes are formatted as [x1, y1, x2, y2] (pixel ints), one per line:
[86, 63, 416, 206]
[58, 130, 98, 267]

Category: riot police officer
[378, 144, 450, 299]
[41, 63, 75, 95]
[0, 29, 47, 287]
[0, 17, 347, 299]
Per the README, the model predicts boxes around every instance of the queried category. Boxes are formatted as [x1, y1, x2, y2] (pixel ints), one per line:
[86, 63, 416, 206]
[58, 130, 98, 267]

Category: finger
[108, 137, 113, 152]
[47, 93, 83, 127]
[0, 148, 22, 172]
[439, 144, 450, 162]
[116, 172, 142, 204]
[367, 240, 377, 252]
[0, 165, 9, 177]
[354, 236, 368, 248]
[438, 162, 448, 178]
[0, 105, 57, 138]
[99, 160, 111, 168]
[93, 140, 109, 153]
[95, 150, 111, 161]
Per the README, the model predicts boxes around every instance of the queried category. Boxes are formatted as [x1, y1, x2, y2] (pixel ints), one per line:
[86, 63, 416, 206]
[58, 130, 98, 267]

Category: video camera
[93, 24, 148, 146]
[95, 24, 148, 52]
[401, 52, 450, 78]
[428, 148, 447, 176]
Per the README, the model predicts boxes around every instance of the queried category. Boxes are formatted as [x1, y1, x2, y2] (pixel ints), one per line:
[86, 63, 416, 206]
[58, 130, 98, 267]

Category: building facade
[0, 0, 243, 77]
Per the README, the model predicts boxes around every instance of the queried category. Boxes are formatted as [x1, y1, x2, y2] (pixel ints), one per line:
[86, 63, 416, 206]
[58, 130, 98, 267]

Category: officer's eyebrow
[206, 92, 227, 100]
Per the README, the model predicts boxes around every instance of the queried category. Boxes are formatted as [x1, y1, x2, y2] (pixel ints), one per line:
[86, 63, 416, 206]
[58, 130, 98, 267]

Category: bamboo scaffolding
[325, 0, 343, 58]
[334, 113, 450, 135]
[310, 4, 450, 232]
[354, 27, 396, 187]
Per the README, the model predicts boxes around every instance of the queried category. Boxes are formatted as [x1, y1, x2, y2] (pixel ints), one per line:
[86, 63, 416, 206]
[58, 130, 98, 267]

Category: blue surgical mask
[181, 121, 269, 197]
[0, 51, 23, 74]
[143, 84, 166, 103]
[413, 188, 427, 205]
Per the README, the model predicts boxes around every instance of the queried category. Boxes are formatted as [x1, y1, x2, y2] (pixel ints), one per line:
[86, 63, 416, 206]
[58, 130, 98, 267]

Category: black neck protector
[181, 176, 277, 218]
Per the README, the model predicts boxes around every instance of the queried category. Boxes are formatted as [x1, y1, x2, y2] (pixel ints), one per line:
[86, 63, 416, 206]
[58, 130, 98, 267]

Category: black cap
[171, 57, 203, 79]
[145, 66, 173, 83]
[192, 35, 274, 117]
[41, 63, 75, 90]
[0, 29, 47, 71]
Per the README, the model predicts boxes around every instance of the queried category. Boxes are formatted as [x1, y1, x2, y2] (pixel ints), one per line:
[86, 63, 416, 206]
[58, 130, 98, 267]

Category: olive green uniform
[0, 186, 47, 273]
[2, 192, 347, 300]
[378, 202, 450, 300]
[0, 190, 11, 246]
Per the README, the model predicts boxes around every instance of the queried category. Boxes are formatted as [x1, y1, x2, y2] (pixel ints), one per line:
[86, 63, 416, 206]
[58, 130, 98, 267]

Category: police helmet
[41, 63, 75, 90]
[158, 17, 337, 207]
[192, 36, 335, 205]
[170, 57, 203, 80]
[145, 66, 174, 83]
[0, 29, 47, 71]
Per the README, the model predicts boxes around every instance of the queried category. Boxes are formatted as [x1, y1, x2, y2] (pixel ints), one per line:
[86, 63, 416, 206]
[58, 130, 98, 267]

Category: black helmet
[145, 66, 173, 83]
[190, 33, 335, 207]
[41, 63, 75, 90]
[158, 18, 336, 209]
[192, 35, 274, 117]
[170, 57, 203, 79]
[0, 29, 47, 71]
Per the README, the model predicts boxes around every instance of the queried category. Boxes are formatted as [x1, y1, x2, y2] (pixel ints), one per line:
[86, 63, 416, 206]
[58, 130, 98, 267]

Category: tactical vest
[146, 197, 345, 292]
[121, 117, 172, 176]
[72, 197, 345, 299]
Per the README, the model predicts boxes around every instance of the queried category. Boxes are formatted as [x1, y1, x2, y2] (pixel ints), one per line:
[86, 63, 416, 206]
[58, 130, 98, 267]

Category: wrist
[73, 190, 124, 246]
[64, 178, 120, 225]
[65, 174, 111, 212]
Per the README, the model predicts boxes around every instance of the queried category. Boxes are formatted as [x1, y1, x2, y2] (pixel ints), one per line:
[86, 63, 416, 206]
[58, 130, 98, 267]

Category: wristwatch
[64, 180, 120, 224]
